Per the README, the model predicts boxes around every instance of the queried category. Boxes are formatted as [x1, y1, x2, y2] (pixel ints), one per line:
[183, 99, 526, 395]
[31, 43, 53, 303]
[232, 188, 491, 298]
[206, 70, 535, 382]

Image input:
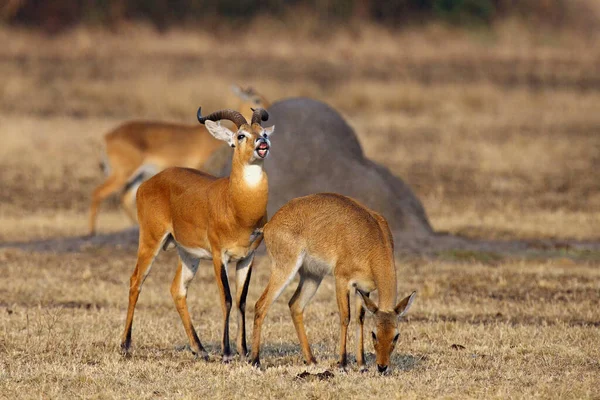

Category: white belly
[178, 244, 213, 260]
[302, 254, 334, 277]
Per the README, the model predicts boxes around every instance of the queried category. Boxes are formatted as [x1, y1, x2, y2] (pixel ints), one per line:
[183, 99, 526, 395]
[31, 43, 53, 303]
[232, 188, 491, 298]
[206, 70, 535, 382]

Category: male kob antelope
[250, 193, 416, 373]
[88, 86, 270, 236]
[120, 107, 274, 362]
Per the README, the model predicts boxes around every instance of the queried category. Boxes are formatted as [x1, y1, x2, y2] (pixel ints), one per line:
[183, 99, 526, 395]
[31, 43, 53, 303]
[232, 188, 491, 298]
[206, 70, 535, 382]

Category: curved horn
[197, 107, 247, 128]
[250, 108, 269, 125]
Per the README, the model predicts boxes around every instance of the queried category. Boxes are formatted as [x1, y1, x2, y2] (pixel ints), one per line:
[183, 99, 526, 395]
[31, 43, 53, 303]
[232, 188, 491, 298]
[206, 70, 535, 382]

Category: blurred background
[3, 0, 600, 33]
[1, 0, 599, 242]
[1, 4, 600, 397]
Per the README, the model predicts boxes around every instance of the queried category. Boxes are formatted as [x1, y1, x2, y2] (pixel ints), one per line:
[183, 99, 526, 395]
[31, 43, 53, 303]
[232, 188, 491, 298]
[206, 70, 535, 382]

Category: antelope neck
[372, 259, 398, 311]
[228, 158, 268, 226]
[231, 154, 266, 185]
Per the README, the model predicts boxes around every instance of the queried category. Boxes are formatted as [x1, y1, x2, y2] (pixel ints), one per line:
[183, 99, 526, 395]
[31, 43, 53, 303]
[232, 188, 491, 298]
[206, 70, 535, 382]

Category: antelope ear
[262, 125, 275, 137]
[205, 120, 235, 147]
[395, 291, 416, 318]
[357, 290, 378, 315]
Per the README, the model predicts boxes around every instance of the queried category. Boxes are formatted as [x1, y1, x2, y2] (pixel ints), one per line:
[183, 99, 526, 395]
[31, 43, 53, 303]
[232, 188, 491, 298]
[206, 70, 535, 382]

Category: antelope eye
[371, 331, 377, 341]
[393, 333, 400, 342]
[237, 134, 245, 141]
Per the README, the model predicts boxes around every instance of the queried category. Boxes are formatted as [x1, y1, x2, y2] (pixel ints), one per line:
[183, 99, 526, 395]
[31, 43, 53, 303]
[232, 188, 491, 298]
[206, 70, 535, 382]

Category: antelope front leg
[335, 279, 351, 370]
[212, 252, 233, 362]
[235, 252, 254, 358]
[355, 290, 368, 371]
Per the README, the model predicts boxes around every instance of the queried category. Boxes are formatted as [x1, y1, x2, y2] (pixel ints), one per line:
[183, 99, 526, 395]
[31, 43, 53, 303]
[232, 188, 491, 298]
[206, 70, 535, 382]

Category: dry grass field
[1, 22, 599, 398]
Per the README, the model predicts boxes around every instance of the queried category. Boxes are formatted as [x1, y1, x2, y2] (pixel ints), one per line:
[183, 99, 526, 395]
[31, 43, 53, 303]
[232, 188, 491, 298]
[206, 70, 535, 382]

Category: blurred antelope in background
[88, 85, 270, 236]
[120, 107, 274, 362]
[231, 84, 271, 122]
[250, 193, 416, 373]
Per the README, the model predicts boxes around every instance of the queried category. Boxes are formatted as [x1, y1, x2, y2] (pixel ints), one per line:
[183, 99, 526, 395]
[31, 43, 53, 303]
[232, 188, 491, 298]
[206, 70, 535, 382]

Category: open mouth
[256, 141, 270, 158]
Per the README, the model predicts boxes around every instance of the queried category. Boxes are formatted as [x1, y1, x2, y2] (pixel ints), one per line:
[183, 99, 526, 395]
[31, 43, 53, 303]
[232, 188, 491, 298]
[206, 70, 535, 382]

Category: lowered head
[357, 290, 416, 374]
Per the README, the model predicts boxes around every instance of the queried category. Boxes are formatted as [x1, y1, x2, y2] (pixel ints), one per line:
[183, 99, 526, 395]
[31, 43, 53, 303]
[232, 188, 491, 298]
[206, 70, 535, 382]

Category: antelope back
[263, 193, 393, 267]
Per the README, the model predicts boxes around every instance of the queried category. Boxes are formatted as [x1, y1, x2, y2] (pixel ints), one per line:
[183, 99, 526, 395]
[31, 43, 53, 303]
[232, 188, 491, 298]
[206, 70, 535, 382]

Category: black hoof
[120, 350, 132, 359]
[120, 342, 131, 356]
[193, 351, 209, 362]
[222, 354, 234, 363]
[336, 362, 347, 372]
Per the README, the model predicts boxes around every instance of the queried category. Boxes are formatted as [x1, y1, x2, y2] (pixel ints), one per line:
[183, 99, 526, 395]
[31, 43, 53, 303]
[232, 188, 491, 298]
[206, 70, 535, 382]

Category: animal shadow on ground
[122, 341, 232, 363]
[291, 353, 422, 381]
[160, 342, 311, 365]
[0, 227, 140, 253]
[393, 353, 424, 372]
[346, 352, 422, 372]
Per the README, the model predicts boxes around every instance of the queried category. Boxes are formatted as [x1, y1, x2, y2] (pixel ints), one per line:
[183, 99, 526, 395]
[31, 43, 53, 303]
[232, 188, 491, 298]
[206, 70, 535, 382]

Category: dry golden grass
[1, 22, 599, 398]
[1, 249, 599, 398]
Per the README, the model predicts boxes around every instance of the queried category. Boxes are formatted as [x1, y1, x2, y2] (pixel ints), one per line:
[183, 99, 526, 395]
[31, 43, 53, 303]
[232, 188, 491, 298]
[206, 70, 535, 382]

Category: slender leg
[288, 273, 323, 365]
[89, 173, 126, 236]
[355, 290, 368, 371]
[250, 252, 304, 367]
[170, 250, 208, 360]
[120, 187, 139, 225]
[212, 252, 233, 362]
[120, 233, 165, 353]
[235, 252, 254, 357]
[119, 163, 159, 225]
[335, 278, 351, 369]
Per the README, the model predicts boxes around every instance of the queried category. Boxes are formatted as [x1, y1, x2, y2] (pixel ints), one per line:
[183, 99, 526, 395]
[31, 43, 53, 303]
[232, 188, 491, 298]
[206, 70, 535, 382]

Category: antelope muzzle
[255, 138, 270, 159]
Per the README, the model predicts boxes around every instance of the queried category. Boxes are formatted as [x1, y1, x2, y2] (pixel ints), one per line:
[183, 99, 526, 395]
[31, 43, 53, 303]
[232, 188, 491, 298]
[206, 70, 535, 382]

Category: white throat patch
[243, 164, 263, 187]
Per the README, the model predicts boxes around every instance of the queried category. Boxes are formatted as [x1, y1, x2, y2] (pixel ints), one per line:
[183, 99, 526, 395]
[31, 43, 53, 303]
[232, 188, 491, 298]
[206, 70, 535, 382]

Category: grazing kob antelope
[88, 87, 270, 236]
[120, 107, 274, 362]
[250, 193, 416, 373]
